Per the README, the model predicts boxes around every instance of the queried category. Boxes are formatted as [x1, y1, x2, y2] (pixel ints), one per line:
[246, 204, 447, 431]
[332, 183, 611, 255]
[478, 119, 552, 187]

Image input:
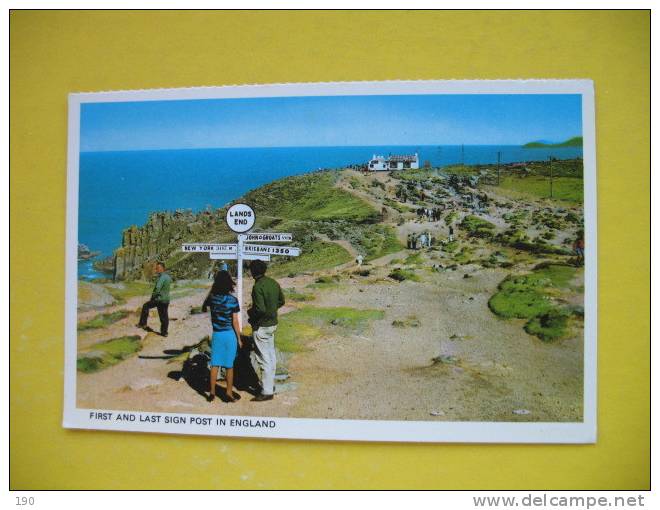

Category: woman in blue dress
[201, 270, 243, 402]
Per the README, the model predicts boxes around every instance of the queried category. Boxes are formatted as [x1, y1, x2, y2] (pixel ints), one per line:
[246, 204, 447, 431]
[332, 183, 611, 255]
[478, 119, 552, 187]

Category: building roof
[388, 154, 418, 162]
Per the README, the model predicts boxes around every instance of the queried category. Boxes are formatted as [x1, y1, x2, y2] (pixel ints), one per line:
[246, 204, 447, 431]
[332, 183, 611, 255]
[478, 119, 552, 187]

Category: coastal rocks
[112, 209, 221, 281]
[78, 243, 100, 260]
[78, 281, 116, 310]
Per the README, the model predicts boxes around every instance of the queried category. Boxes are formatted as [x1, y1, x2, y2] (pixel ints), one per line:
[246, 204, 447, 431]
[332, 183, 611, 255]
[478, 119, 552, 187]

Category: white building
[368, 153, 419, 171]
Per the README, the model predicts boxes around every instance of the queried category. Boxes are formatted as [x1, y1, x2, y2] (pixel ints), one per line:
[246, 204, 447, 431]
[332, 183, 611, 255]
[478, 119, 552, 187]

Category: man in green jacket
[137, 261, 172, 337]
[248, 259, 285, 401]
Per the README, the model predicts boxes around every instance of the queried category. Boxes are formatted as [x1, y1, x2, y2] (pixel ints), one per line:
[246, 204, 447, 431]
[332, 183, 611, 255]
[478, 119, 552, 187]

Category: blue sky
[80, 94, 582, 152]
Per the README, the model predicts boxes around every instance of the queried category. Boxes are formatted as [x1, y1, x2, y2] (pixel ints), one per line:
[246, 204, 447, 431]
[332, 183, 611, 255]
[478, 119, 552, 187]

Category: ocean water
[78, 145, 582, 279]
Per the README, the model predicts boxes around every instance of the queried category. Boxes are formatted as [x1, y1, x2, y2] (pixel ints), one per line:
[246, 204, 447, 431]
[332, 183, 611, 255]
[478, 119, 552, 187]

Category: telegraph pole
[548, 156, 554, 198]
[497, 151, 501, 186]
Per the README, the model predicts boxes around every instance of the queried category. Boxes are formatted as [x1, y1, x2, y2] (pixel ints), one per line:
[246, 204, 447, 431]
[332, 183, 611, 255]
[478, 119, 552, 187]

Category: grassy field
[244, 171, 378, 222]
[496, 176, 583, 203]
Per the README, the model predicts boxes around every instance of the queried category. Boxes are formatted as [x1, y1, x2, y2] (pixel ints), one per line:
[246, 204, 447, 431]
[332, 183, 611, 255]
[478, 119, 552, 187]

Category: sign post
[182, 204, 301, 332]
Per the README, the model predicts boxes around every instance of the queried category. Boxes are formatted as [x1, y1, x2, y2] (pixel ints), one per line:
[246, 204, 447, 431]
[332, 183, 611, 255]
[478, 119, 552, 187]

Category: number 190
[16, 497, 34, 506]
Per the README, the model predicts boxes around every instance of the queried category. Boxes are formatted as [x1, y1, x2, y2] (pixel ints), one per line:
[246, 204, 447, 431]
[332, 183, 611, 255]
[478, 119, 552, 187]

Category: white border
[64, 80, 597, 443]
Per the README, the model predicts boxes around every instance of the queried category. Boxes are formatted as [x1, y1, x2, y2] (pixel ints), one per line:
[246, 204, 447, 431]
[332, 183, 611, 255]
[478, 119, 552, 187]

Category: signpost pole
[237, 235, 244, 331]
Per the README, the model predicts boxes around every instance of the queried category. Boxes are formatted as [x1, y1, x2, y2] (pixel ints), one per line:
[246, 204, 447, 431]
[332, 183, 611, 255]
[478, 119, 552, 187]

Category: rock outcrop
[113, 208, 233, 281]
[78, 281, 116, 310]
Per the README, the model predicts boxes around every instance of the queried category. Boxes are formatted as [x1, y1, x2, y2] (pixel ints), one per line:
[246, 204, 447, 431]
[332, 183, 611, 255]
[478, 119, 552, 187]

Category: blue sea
[78, 145, 582, 280]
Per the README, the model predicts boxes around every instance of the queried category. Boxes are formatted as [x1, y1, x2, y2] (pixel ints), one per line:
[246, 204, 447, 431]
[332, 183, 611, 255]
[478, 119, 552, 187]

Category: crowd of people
[416, 207, 444, 222]
[407, 231, 435, 249]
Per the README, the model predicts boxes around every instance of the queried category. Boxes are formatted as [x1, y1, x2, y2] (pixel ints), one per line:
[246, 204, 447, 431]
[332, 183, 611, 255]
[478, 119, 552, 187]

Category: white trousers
[253, 325, 278, 395]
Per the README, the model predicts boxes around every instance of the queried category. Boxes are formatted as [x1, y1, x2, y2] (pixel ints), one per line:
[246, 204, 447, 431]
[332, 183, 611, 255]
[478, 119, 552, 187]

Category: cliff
[113, 208, 234, 280]
[110, 170, 389, 282]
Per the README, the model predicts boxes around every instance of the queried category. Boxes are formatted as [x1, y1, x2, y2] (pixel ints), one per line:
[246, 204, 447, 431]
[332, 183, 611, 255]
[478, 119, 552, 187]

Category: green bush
[460, 215, 496, 238]
[524, 309, 570, 342]
[389, 268, 420, 282]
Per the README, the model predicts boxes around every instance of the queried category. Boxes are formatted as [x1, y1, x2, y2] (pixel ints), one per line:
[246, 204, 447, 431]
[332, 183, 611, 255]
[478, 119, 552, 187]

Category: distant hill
[523, 136, 583, 148]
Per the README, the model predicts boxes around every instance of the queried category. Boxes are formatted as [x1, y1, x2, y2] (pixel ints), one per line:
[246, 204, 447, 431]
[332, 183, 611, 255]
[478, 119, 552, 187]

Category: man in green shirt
[137, 261, 172, 337]
[248, 259, 285, 401]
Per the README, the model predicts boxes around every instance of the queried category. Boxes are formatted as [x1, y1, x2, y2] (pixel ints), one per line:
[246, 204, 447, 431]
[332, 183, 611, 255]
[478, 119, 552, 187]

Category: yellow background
[10, 10, 650, 489]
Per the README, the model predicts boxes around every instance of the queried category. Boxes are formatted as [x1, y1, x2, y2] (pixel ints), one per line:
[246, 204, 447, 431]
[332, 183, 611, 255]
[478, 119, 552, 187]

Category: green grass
[276, 306, 385, 352]
[78, 310, 131, 331]
[391, 168, 436, 182]
[460, 215, 496, 238]
[244, 172, 378, 222]
[384, 198, 412, 213]
[362, 225, 403, 261]
[524, 309, 571, 342]
[269, 240, 352, 277]
[445, 211, 459, 226]
[404, 252, 424, 265]
[389, 268, 420, 282]
[497, 176, 583, 203]
[488, 264, 579, 341]
[392, 315, 421, 328]
[103, 281, 154, 303]
[77, 335, 142, 373]
[284, 288, 316, 302]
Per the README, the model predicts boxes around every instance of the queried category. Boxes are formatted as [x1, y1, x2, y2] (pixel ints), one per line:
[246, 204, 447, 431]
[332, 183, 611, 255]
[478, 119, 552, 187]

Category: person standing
[201, 270, 242, 403]
[247, 260, 285, 402]
[137, 262, 171, 337]
[573, 232, 585, 266]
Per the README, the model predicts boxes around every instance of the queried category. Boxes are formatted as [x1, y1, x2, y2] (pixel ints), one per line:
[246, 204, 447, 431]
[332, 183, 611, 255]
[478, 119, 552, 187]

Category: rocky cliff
[113, 208, 234, 281]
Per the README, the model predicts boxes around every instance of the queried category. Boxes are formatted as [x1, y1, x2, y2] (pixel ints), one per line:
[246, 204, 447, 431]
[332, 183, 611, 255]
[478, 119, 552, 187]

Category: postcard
[64, 80, 596, 442]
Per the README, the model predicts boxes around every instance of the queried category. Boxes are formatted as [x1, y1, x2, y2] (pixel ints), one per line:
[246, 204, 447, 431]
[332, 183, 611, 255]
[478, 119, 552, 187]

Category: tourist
[137, 261, 171, 337]
[247, 260, 286, 402]
[448, 226, 454, 242]
[573, 232, 585, 266]
[201, 270, 242, 403]
[407, 233, 413, 249]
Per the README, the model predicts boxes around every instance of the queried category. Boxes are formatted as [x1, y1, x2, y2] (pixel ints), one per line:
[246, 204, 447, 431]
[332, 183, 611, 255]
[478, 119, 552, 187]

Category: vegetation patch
[488, 264, 580, 341]
[78, 310, 131, 331]
[77, 335, 142, 373]
[389, 268, 420, 282]
[270, 240, 351, 277]
[444, 211, 459, 226]
[460, 215, 496, 238]
[276, 307, 384, 353]
[392, 315, 421, 328]
[244, 171, 378, 223]
[284, 288, 316, 302]
[524, 309, 571, 342]
[404, 252, 424, 265]
[104, 281, 154, 303]
[497, 176, 583, 203]
[307, 274, 341, 289]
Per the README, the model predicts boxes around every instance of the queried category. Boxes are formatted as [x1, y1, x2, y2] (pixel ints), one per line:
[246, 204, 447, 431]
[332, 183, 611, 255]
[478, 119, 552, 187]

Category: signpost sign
[181, 204, 300, 328]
